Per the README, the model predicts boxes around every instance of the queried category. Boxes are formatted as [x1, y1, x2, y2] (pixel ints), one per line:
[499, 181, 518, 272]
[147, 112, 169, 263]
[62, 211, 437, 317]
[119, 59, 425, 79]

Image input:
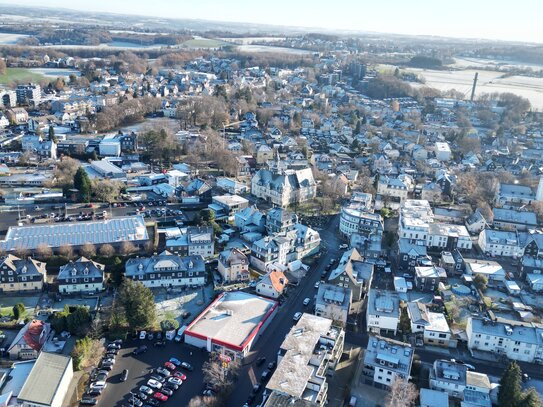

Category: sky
[1, 0, 542, 43]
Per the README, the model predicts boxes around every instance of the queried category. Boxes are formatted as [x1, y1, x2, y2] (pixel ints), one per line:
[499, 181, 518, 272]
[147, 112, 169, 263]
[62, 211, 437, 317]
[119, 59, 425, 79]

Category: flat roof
[185, 291, 277, 351]
[18, 352, 72, 405]
[0, 216, 149, 251]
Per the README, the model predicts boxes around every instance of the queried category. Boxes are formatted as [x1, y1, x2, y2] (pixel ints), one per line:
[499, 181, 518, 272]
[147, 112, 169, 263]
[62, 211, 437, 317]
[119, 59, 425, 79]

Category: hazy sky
[1, 0, 541, 43]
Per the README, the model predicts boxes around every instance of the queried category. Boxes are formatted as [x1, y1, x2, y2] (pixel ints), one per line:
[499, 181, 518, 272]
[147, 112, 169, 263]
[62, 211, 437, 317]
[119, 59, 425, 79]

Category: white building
[466, 317, 543, 363]
[266, 313, 344, 405]
[17, 352, 73, 407]
[435, 142, 452, 161]
[477, 229, 523, 258]
[377, 176, 409, 201]
[366, 289, 400, 335]
[256, 269, 288, 299]
[464, 259, 506, 282]
[362, 335, 414, 389]
[398, 200, 433, 245]
[427, 223, 472, 251]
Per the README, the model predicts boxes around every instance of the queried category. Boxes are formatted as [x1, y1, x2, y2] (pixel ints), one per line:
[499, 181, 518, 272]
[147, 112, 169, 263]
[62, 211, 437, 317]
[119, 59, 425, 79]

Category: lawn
[183, 38, 228, 48]
[0, 68, 46, 86]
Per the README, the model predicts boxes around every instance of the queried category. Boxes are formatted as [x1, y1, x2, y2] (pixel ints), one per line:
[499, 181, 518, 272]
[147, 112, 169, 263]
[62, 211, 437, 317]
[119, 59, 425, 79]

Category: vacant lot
[0, 68, 45, 86]
[183, 38, 227, 48]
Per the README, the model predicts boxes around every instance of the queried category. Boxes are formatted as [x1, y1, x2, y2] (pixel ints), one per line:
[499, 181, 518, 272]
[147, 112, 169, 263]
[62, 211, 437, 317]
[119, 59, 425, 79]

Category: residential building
[17, 352, 73, 407]
[266, 208, 298, 234]
[439, 250, 464, 276]
[234, 206, 266, 233]
[397, 238, 429, 274]
[496, 183, 537, 207]
[8, 320, 51, 360]
[256, 269, 288, 299]
[430, 359, 468, 398]
[477, 229, 523, 258]
[328, 249, 373, 301]
[423, 312, 453, 347]
[377, 176, 409, 201]
[435, 142, 452, 161]
[362, 335, 414, 389]
[314, 283, 352, 325]
[209, 195, 249, 220]
[125, 251, 206, 288]
[339, 204, 383, 238]
[218, 248, 249, 283]
[414, 266, 448, 291]
[398, 199, 433, 245]
[429, 359, 492, 406]
[57, 257, 105, 294]
[466, 317, 543, 363]
[0, 255, 46, 293]
[492, 208, 537, 231]
[526, 273, 543, 292]
[165, 226, 214, 259]
[465, 209, 488, 234]
[16, 83, 41, 105]
[427, 223, 472, 251]
[464, 259, 506, 282]
[366, 289, 400, 335]
[251, 156, 316, 207]
[266, 313, 344, 405]
[184, 291, 278, 359]
[250, 236, 290, 273]
[5, 108, 28, 124]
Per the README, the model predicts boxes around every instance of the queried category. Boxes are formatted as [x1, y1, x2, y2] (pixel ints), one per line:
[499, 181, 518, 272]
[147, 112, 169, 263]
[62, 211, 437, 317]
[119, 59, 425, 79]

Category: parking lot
[95, 339, 208, 407]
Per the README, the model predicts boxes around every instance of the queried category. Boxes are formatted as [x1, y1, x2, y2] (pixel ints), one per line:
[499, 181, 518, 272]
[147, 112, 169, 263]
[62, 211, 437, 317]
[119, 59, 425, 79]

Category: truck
[174, 325, 188, 342]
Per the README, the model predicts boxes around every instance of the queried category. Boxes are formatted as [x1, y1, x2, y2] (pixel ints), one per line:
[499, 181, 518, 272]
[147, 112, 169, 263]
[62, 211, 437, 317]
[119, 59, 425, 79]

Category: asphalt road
[226, 215, 342, 406]
[97, 339, 207, 407]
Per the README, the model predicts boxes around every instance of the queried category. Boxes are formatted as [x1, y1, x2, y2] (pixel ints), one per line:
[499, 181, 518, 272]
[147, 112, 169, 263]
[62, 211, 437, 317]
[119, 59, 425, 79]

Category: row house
[125, 251, 206, 288]
[0, 255, 46, 293]
[57, 257, 105, 294]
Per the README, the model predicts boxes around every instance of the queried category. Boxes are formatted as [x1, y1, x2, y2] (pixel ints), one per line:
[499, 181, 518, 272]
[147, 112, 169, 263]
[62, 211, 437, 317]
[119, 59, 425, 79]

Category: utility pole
[470, 72, 478, 102]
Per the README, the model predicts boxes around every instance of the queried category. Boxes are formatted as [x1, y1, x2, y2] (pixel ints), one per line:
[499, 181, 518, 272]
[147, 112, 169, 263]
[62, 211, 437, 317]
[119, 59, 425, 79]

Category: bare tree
[59, 245, 74, 259]
[35, 244, 52, 259]
[202, 353, 241, 394]
[119, 241, 137, 256]
[14, 248, 29, 259]
[92, 180, 122, 203]
[385, 378, 418, 407]
[80, 243, 96, 259]
[99, 244, 115, 257]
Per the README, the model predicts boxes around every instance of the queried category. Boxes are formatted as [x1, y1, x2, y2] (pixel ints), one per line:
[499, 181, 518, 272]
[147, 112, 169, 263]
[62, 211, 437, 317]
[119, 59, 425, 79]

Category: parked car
[169, 357, 181, 366]
[314, 281, 320, 289]
[153, 392, 168, 402]
[293, 312, 302, 321]
[339, 243, 348, 249]
[139, 385, 154, 395]
[147, 379, 163, 390]
[80, 397, 97, 405]
[168, 377, 182, 386]
[149, 375, 165, 384]
[180, 361, 193, 371]
[156, 366, 171, 377]
[164, 361, 176, 370]
[129, 397, 143, 407]
[160, 387, 173, 397]
[139, 331, 147, 340]
[121, 369, 129, 382]
[133, 345, 148, 355]
[173, 371, 186, 380]
[256, 357, 266, 366]
[303, 297, 310, 306]
[164, 383, 179, 391]
[268, 361, 277, 370]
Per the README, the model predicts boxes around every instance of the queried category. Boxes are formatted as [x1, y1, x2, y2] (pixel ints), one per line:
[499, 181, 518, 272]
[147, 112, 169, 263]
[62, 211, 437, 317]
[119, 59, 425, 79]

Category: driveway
[96, 339, 207, 407]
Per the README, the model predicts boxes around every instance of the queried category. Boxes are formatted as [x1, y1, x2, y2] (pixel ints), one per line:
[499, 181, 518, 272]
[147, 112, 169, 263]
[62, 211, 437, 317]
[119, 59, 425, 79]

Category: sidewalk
[62, 370, 86, 407]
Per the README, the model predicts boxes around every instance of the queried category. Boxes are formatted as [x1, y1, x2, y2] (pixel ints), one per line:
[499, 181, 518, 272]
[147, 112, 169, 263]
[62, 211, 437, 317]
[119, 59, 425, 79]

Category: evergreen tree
[117, 279, 157, 331]
[48, 125, 57, 143]
[355, 120, 361, 134]
[12, 303, 25, 321]
[74, 167, 92, 202]
[520, 388, 543, 407]
[498, 362, 523, 407]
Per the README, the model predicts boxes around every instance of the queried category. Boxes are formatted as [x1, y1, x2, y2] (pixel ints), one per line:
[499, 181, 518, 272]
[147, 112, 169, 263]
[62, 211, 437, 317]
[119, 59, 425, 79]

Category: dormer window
[83, 267, 89, 275]
[71, 268, 77, 276]
[21, 266, 27, 274]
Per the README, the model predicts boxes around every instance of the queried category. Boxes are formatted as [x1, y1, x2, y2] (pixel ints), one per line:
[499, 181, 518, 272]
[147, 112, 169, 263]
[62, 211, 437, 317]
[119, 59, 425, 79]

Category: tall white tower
[536, 176, 543, 202]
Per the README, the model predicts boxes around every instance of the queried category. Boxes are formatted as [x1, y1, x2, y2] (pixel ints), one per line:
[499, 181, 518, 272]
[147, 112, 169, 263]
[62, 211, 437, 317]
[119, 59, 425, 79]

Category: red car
[173, 371, 187, 381]
[164, 362, 176, 371]
[153, 392, 168, 402]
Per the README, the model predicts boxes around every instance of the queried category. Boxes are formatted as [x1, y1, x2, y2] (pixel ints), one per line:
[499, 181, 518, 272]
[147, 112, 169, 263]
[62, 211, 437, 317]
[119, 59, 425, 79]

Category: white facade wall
[59, 282, 104, 293]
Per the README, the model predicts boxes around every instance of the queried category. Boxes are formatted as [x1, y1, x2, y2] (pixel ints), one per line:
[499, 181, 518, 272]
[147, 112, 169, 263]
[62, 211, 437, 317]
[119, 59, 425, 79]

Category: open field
[0, 68, 45, 85]
[183, 38, 228, 48]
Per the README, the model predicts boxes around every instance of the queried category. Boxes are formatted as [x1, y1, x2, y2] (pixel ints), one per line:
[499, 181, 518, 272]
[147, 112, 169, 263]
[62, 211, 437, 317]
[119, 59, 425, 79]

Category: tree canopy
[117, 279, 157, 331]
